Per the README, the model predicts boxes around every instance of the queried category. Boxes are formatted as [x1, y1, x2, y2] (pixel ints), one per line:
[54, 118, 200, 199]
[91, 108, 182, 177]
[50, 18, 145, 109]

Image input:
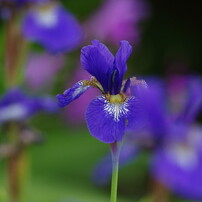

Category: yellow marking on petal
[109, 94, 125, 103]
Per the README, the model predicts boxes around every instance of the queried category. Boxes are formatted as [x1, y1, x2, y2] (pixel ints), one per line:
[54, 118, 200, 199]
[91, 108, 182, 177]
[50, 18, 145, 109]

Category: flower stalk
[110, 142, 121, 202]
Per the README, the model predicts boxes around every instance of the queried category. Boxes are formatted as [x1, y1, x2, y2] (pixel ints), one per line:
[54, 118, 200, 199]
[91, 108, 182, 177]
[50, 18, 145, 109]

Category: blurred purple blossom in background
[25, 52, 65, 90]
[151, 124, 202, 200]
[85, 0, 150, 45]
[0, 88, 58, 123]
[149, 77, 202, 200]
[21, 2, 83, 52]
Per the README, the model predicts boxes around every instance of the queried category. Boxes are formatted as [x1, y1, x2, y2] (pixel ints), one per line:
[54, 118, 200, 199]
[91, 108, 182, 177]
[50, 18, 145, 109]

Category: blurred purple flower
[57, 40, 146, 143]
[0, 88, 58, 123]
[151, 125, 202, 200]
[25, 52, 65, 90]
[85, 0, 150, 45]
[143, 78, 202, 199]
[22, 2, 83, 53]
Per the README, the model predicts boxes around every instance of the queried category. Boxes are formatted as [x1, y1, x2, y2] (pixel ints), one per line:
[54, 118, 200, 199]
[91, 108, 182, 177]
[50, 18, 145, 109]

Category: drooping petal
[111, 40, 132, 94]
[85, 96, 141, 143]
[56, 81, 90, 107]
[80, 40, 114, 93]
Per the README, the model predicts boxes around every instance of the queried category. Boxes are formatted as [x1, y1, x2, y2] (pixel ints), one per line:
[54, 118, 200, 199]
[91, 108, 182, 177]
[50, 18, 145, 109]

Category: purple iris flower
[57, 40, 146, 143]
[21, 2, 83, 53]
[0, 88, 57, 123]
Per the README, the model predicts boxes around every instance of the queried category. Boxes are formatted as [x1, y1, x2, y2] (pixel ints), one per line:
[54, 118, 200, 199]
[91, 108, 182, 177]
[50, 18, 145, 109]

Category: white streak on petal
[103, 97, 130, 122]
[72, 81, 89, 99]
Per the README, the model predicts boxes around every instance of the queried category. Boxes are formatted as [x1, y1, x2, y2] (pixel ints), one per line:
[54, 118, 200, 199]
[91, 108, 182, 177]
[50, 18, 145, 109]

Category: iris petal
[115, 40, 132, 80]
[80, 40, 114, 93]
[91, 40, 114, 65]
[56, 81, 90, 107]
[85, 96, 140, 143]
[110, 40, 132, 94]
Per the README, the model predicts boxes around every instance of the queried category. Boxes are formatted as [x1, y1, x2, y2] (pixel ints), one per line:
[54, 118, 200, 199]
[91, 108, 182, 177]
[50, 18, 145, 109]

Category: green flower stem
[110, 142, 121, 202]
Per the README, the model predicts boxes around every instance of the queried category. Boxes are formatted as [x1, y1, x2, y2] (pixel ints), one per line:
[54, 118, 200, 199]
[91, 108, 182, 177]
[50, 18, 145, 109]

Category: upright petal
[115, 40, 132, 78]
[56, 81, 90, 107]
[85, 96, 140, 143]
[92, 40, 114, 65]
[111, 41, 132, 93]
[80, 40, 114, 93]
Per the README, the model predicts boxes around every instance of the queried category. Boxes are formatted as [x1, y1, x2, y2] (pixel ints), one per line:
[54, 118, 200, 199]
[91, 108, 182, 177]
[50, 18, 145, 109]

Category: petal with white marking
[56, 81, 90, 107]
[85, 96, 140, 143]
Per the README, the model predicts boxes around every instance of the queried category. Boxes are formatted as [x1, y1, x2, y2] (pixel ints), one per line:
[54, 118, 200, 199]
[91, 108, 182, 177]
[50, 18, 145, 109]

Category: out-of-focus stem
[8, 147, 28, 202]
[8, 150, 21, 202]
[5, 14, 18, 87]
[4, 8, 29, 202]
[110, 142, 121, 202]
[5, 12, 27, 88]
[7, 123, 20, 202]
